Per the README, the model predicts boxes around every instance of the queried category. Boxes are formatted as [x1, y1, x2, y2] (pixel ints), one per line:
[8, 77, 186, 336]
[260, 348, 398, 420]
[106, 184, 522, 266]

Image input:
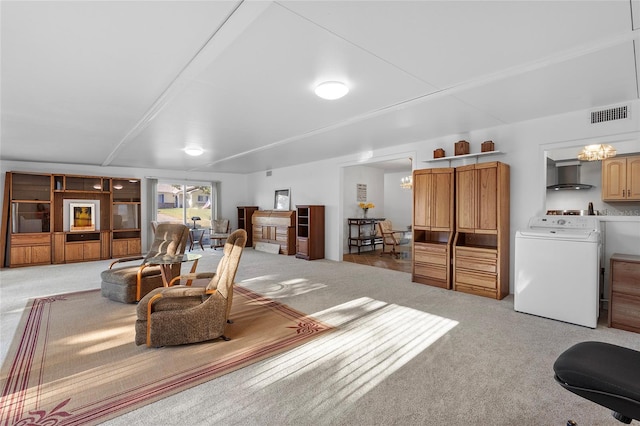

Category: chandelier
[400, 176, 412, 190]
[577, 144, 616, 161]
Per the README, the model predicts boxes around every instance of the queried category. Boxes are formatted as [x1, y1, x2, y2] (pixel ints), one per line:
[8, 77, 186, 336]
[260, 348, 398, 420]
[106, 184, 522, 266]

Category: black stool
[553, 341, 640, 424]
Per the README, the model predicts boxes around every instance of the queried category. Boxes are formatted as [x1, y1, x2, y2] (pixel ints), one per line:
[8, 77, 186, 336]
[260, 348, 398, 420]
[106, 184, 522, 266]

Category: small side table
[146, 253, 202, 287]
[188, 228, 205, 251]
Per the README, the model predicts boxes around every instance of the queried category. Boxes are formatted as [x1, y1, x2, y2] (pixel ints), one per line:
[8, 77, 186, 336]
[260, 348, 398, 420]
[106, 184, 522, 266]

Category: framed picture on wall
[274, 189, 290, 210]
[70, 202, 96, 232]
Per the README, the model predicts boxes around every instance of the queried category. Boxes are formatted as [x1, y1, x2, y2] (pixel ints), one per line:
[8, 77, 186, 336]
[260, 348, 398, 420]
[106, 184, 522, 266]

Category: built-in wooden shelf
[424, 151, 504, 166]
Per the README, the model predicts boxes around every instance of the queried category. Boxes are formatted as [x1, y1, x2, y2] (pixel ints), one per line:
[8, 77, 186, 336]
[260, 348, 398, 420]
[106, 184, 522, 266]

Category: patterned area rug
[1, 286, 332, 425]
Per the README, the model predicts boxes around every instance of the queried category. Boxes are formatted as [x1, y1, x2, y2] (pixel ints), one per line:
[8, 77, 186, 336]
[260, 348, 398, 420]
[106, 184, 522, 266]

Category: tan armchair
[135, 229, 247, 347]
[210, 218, 230, 249]
[100, 223, 189, 303]
[377, 220, 404, 258]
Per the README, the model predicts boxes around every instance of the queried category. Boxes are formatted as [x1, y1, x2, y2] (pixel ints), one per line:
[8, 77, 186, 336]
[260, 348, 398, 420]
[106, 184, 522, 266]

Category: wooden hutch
[2, 171, 141, 267]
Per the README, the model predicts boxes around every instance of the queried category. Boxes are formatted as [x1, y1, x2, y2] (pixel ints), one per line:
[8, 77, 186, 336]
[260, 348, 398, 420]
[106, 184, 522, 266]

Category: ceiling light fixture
[577, 144, 616, 161]
[314, 81, 349, 100]
[184, 146, 204, 156]
[113, 184, 123, 190]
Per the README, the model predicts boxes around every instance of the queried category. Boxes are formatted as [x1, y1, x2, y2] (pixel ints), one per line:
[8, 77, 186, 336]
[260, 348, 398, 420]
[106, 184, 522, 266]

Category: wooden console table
[347, 218, 385, 254]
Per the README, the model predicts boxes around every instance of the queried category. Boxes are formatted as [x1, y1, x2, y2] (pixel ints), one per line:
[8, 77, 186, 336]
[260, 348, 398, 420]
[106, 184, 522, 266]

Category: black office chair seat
[553, 341, 640, 424]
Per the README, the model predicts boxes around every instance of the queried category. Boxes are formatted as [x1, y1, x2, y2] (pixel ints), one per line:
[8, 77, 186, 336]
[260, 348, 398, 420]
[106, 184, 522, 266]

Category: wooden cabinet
[2, 172, 53, 267]
[252, 210, 296, 255]
[602, 155, 640, 201]
[2, 171, 141, 267]
[412, 168, 455, 289]
[609, 253, 640, 333]
[296, 205, 324, 260]
[9, 234, 51, 266]
[112, 237, 141, 257]
[237, 206, 259, 247]
[453, 162, 510, 300]
[456, 163, 500, 233]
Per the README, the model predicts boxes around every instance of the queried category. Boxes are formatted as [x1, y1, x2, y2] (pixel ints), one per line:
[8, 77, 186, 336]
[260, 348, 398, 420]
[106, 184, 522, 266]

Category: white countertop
[595, 216, 640, 222]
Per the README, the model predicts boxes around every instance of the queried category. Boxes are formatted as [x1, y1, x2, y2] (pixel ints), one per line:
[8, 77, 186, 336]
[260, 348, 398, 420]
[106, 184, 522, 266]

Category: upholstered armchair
[377, 220, 404, 258]
[101, 223, 189, 303]
[210, 218, 230, 249]
[135, 229, 247, 347]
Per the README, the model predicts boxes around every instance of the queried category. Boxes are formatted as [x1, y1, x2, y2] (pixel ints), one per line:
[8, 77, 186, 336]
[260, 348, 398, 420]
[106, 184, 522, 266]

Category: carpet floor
[0, 285, 331, 425]
[2, 248, 639, 425]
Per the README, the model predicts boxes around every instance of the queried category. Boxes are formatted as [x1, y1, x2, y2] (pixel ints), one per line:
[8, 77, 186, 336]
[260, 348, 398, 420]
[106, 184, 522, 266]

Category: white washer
[514, 215, 601, 328]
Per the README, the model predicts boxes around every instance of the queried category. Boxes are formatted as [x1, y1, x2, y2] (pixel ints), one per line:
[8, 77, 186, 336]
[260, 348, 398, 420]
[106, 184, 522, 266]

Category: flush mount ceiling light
[184, 146, 204, 156]
[577, 144, 616, 161]
[113, 184, 123, 190]
[314, 81, 349, 100]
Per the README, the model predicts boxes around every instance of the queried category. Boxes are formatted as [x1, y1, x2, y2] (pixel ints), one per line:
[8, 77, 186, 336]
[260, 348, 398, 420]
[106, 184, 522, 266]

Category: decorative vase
[363, 208, 368, 218]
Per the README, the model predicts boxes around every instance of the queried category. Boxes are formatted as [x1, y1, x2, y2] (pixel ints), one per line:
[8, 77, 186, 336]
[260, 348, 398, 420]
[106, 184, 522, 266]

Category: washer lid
[518, 229, 598, 240]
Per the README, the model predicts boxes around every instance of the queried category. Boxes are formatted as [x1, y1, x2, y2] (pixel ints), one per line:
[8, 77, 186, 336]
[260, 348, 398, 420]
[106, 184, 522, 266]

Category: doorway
[342, 157, 413, 273]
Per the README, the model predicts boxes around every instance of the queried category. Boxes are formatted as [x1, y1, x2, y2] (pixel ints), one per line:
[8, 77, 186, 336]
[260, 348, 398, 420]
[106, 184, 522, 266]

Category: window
[155, 181, 215, 230]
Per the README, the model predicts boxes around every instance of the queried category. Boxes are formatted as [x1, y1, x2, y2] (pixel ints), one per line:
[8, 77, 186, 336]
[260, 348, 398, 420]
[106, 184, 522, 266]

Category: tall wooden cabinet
[237, 206, 259, 247]
[252, 210, 296, 255]
[2, 171, 141, 267]
[412, 168, 455, 288]
[2, 173, 53, 267]
[453, 162, 510, 300]
[602, 155, 640, 201]
[296, 205, 325, 260]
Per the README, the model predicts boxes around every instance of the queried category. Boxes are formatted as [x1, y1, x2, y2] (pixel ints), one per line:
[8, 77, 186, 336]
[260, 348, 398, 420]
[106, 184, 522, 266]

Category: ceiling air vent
[591, 105, 628, 124]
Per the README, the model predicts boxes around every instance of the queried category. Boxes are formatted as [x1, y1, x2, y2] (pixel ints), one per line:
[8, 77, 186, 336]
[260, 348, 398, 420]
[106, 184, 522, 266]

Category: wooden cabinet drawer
[455, 283, 497, 299]
[414, 264, 447, 281]
[610, 292, 640, 332]
[415, 251, 447, 266]
[455, 270, 496, 290]
[612, 261, 640, 298]
[11, 233, 51, 245]
[415, 243, 448, 266]
[456, 256, 497, 274]
[455, 247, 497, 260]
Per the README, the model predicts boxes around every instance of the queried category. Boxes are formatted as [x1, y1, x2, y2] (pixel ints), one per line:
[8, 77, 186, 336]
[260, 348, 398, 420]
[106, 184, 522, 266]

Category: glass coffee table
[145, 253, 202, 286]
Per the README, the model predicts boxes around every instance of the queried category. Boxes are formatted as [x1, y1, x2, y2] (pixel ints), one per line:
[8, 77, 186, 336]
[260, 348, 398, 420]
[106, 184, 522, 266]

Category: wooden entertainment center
[1, 171, 141, 267]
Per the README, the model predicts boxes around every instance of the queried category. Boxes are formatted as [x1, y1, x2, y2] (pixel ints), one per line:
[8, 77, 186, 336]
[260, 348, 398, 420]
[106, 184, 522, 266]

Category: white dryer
[514, 215, 601, 328]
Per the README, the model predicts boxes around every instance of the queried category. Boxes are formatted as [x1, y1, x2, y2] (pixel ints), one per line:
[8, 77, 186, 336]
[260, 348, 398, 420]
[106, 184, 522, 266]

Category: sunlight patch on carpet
[200, 297, 458, 424]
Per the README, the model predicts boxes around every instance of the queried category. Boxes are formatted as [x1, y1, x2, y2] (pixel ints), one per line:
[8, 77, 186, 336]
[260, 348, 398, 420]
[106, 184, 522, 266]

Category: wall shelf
[424, 151, 503, 166]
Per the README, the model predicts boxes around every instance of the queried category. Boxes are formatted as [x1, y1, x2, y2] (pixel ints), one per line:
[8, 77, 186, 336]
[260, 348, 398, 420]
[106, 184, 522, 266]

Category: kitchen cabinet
[296, 205, 324, 260]
[609, 253, 640, 334]
[453, 161, 510, 300]
[412, 168, 454, 289]
[602, 155, 640, 201]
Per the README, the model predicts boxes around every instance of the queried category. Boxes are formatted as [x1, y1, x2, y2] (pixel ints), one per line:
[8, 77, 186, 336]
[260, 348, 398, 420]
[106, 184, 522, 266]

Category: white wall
[3, 100, 640, 294]
[243, 100, 640, 293]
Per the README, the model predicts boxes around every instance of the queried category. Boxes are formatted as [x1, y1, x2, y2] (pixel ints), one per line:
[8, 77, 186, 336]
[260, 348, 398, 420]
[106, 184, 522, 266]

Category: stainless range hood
[547, 161, 593, 190]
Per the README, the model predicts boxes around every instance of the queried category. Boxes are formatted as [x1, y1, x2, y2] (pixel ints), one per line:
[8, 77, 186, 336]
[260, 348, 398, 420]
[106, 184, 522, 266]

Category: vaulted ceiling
[2, 1, 639, 174]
